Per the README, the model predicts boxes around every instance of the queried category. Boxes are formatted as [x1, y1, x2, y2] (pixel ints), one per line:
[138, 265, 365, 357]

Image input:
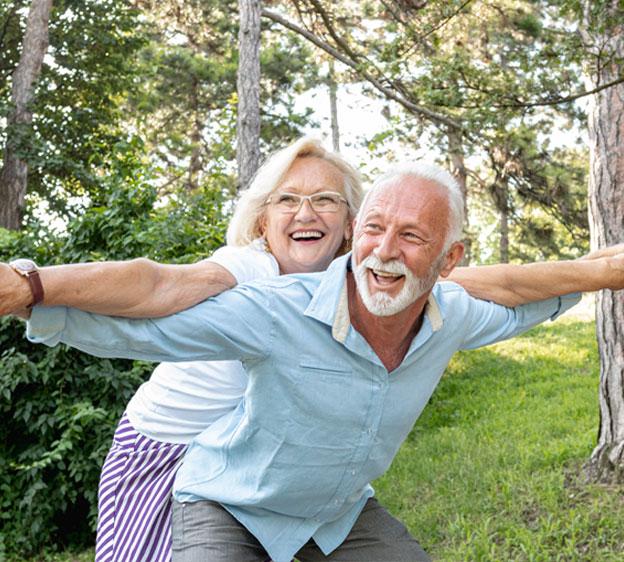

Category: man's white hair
[226, 137, 363, 246]
[356, 161, 465, 248]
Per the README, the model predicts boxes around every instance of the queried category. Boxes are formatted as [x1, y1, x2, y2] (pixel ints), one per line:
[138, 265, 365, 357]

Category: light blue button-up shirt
[27, 254, 579, 562]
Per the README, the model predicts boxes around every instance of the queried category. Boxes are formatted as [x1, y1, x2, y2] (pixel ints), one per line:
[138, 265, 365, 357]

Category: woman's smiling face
[262, 156, 352, 274]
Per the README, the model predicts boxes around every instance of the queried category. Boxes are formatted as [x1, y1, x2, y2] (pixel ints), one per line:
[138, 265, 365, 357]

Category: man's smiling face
[352, 177, 454, 317]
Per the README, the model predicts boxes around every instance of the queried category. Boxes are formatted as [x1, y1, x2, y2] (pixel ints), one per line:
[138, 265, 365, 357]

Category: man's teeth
[372, 269, 402, 278]
[291, 231, 323, 240]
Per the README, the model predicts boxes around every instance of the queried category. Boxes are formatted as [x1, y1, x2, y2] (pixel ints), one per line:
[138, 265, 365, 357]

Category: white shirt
[125, 240, 279, 443]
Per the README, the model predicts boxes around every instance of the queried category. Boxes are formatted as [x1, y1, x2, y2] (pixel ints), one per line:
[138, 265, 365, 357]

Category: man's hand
[0, 263, 34, 316]
[602, 253, 624, 291]
[580, 243, 624, 261]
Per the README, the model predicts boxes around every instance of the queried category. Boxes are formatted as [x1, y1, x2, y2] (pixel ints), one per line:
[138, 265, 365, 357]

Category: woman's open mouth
[290, 230, 325, 243]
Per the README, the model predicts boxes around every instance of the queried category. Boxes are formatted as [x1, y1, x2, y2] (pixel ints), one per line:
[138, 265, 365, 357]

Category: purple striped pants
[95, 414, 188, 562]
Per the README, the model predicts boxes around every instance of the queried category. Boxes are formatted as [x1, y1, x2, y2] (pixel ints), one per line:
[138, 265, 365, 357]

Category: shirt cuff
[26, 306, 68, 346]
[549, 292, 582, 321]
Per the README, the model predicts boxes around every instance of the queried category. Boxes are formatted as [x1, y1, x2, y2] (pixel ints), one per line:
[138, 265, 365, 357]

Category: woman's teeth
[291, 231, 323, 240]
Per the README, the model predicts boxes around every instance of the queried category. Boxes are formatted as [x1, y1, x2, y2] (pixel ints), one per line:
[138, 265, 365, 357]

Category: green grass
[26, 319, 624, 561]
[375, 319, 624, 561]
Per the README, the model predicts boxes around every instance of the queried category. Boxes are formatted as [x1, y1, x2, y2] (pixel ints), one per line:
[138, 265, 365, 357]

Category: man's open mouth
[369, 268, 405, 286]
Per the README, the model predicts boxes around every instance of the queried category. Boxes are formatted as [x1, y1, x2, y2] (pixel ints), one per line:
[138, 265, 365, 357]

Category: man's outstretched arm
[26, 281, 274, 364]
[0, 259, 236, 318]
[448, 245, 624, 307]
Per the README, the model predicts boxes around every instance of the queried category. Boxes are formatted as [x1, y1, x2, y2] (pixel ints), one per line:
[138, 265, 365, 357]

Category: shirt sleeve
[207, 243, 279, 284]
[444, 284, 582, 350]
[27, 281, 276, 363]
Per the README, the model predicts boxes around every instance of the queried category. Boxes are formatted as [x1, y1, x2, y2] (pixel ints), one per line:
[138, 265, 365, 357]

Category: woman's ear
[258, 213, 267, 237]
[344, 220, 353, 241]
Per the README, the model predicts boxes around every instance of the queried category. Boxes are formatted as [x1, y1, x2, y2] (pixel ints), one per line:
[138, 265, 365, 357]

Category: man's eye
[404, 232, 424, 242]
[364, 223, 382, 231]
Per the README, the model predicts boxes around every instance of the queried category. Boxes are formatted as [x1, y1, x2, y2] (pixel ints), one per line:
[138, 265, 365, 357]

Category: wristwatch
[9, 259, 45, 308]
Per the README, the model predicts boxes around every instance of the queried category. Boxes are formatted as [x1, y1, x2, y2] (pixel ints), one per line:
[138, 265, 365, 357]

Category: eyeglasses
[265, 191, 348, 213]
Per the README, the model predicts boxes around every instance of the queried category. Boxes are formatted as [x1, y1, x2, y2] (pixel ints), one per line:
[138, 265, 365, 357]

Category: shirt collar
[305, 253, 445, 343]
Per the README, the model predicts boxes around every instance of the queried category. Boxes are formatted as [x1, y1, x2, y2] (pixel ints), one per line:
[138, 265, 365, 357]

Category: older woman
[3, 137, 363, 562]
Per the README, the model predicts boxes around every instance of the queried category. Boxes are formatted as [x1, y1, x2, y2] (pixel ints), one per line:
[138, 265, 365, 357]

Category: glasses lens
[274, 193, 302, 210]
[310, 192, 341, 211]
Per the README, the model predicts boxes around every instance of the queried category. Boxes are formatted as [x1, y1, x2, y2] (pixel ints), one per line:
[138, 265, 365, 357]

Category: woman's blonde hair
[226, 137, 363, 246]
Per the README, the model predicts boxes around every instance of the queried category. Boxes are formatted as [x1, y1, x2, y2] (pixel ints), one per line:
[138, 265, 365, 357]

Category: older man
[27, 163, 610, 561]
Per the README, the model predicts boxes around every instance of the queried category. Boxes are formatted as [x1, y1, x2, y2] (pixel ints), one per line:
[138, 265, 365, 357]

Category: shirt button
[351, 470, 356, 476]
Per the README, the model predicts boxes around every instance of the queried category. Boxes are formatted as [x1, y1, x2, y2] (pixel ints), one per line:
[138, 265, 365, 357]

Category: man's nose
[293, 198, 317, 222]
[374, 232, 400, 262]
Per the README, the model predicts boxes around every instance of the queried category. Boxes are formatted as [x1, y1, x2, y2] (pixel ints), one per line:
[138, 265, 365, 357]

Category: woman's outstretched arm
[0, 259, 236, 318]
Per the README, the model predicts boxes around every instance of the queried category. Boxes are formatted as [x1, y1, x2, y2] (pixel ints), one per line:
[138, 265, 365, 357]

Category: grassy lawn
[375, 319, 624, 561]
[22, 319, 624, 561]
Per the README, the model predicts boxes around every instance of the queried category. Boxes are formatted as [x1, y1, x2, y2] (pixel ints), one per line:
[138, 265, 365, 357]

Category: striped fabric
[95, 414, 188, 562]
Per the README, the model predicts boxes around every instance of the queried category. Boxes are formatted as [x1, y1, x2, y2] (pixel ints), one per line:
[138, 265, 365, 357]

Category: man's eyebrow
[362, 210, 383, 221]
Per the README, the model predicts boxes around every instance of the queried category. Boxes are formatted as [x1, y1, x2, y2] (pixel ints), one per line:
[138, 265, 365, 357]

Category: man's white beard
[353, 252, 445, 317]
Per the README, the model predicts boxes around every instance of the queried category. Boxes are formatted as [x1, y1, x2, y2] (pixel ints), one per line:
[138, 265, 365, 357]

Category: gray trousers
[172, 497, 430, 561]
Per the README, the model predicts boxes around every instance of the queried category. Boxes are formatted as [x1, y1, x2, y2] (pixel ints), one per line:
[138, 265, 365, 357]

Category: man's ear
[350, 217, 358, 238]
[439, 242, 465, 278]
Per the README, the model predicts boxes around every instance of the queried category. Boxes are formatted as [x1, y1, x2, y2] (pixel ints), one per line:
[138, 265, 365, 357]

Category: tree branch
[493, 74, 624, 109]
[261, 7, 463, 132]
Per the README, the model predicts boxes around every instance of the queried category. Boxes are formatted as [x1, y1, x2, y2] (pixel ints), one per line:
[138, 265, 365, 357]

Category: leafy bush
[0, 150, 230, 557]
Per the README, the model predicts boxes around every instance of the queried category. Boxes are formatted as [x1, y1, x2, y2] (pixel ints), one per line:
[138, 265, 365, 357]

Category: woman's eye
[278, 194, 298, 204]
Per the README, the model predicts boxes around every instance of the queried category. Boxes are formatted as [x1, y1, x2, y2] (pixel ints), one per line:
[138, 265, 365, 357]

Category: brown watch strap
[25, 269, 44, 308]
[10, 259, 45, 308]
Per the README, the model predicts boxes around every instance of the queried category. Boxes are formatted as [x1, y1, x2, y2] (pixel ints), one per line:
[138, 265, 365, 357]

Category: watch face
[10, 259, 37, 273]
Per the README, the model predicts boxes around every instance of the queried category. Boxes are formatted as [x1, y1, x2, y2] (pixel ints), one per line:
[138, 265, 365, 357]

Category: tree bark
[0, 0, 53, 230]
[499, 191, 509, 264]
[490, 179, 510, 264]
[187, 75, 202, 192]
[236, 0, 261, 192]
[328, 60, 340, 152]
[582, 2, 624, 484]
[447, 129, 471, 263]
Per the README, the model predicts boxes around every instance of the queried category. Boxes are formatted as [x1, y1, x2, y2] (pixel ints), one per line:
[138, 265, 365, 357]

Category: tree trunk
[187, 75, 202, 192]
[499, 193, 509, 264]
[328, 60, 340, 152]
[236, 0, 261, 192]
[0, 0, 53, 230]
[490, 177, 510, 264]
[447, 129, 471, 263]
[582, 2, 624, 484]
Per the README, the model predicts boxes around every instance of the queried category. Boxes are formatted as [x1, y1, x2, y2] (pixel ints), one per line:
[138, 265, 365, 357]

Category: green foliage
[0, 0, 147, 220]
[0, 315, 153, 556]
[0, 143, 229, 557]
[0, 1, 28, 99]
